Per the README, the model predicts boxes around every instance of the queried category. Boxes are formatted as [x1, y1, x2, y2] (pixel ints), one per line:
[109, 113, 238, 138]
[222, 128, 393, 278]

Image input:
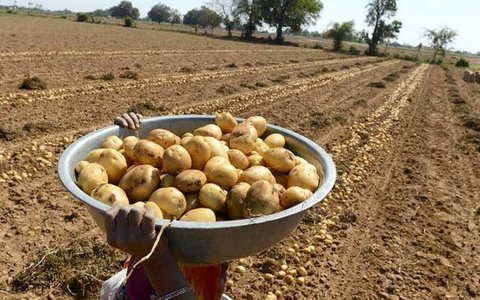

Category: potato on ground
[243, 180, 281, 218]
[180, 208, 216, 222]
[123, 136, 139, 162]
[90, 183, 129, 206]
[264, 147, 296, 173]
[134, 140, 164, 168]
[184, 136, 211, 170]
[199, 183, 227, 213]
[194, 124, 223, 140]
[174, 170, 207, 193]
[239, 166, 276, 185]
[145, 201, 164, 219]
[280, 187, 313, 209]
[94, 149, 128, 183]
[215, 112, 237, 133]
[204, 136, 228, 158]
[102, 135, 123, 150]
[229, 122, 257, 155]
[149, 187, 186, 219]
[226, 182, 250, 220]
[77, 163, 108, 194]
[264, 133, 286, 148]
[118, 165, 160, 202]
[246, 116, 267, 136]
[287, 164, 320, 192]
[163, 145, 192, 174]
[227, 149, 249, 170]
[148, 129, 180, 149]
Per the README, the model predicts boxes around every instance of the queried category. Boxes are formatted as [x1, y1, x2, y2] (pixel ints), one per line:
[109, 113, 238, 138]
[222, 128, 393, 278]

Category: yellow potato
[159, 174, 175, 188]
[145, 201, 164, 219]
[77, 163, 108, 194]
[274, 183, 286, 199]
[287, 164, 320, 192]
[280, 187, 313, 209]
[246, 116, 267, 136]
[264, 133, 286, 148]
[148, 187, 186, 219]
[273, 172, 288, 187]
[204, 136, 228, 158]
[203, 156, 230, 178]
[180, 208, 216, 222]
[119, 149, 134, 167]
[90, 183, 129, 206]
[185, 193, 201, 211]
[264, 147, 296, 173]
[194, 124, 223, 140]
[162, 145, 192, 174]
[182, 132, 193, 138]
[75, 161, 89, 176]
[134, 139, 164, 168]
[122, 136, 139, 162]
[239, 166, 276, 185]
[198, 183, 227, 213]
[227, 149, 249, 170]
[226, 182, 250, 220]
[215, 112, 238, 133]
[248, 154, 266, 167]
[184, 136, 211, 170]
[174, 170, 207, 193]
[180, 136, 192, 146]
[102, 135, 123, 150]
[243, 180, 280, 218]
[229, 122, 258, 154]
[294, 156, 310, 166]
[148, 129, 180, 149]
[221, 133, 231, 143]
[207, 163, 238, 189]
[253, 138, 269, 156]
[85, 149, 105, 163]
[118, 165, 160, 202]
[133, 201, 145, 207]
[94, 149, 128, 183]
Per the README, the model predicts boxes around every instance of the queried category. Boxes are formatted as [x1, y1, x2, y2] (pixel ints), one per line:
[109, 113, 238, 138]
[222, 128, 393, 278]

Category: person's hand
[113, 112, 143, 130]
[104, 206, 168, 259]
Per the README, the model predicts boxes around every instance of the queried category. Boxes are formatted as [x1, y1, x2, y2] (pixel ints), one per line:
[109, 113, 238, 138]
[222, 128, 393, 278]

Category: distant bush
[119, 70, 139, 80]
[101, 72, 115, 81]
[19, 76, 47, 90]
[392, 53, 400, 59]
[60, 15, 67, 19]
[348, 46, 360, 55]
[76, 13, 89, 22]
[402, 55, 417, 62]
[6, 9, 16, 14]
[124, 17, 136, 28]
[313, 42, 323, 50]
[455, 58, 470, 68]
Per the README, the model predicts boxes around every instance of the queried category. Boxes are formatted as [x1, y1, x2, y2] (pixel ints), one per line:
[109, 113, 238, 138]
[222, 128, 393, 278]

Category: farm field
[1, 16, 480, 300]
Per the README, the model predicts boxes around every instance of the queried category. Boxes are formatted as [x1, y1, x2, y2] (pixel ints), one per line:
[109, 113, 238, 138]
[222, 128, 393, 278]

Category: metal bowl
[58, 115, 336, 263]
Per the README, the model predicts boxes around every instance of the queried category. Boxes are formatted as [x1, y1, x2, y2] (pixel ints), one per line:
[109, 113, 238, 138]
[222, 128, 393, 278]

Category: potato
[294, 156, 310, 166]
[273, 172, 288, 187]
[185, 193, 201, 211]
[229, 122, 257, 154]
[119, 165, 160, 202]
[85, 149, 105, 163]
[198, 183, 227, 213]
[227, 149, 249, 170]
[254, 138, 269, 156]
[236, 168, 243, 178]
[149, 187, 186, 219]
[94, 149, 128, 183]
[248, 154, 266, 167]
[239, 166, 276, 185]
[207, 163, 238, 189]
[148, 129, 180, 149]
[174, 170, 207, 193]
[134, 139, 164, 168]
[77, 163, 108, 194]
[264, 148, 296, 173]
[75, 161, 89, 176]
[102, 135, 123, 150]
[122, 136, 139, 162]
[221, 133, 231, 143]
[203, 156, 230, 178]
[204, 136, 228, 158]
[90, 183, 129, 206]
[280, 187, 313, 209]
[226, 182, 250, 220]
[184, 136, 211, 170]
[133, 201, 145, 207]
[243, 180, 281, 218]
[194, 124, 222, 140]
[274, 183, 286, 199]
[264, 133, 286, 148]
[287, 164, 320, 192]
[180, 208, 216, 222]
[145, 201, 164, 219]
[215, 112, 238, 133]
[180, 136, 192, 146]
[119, 149, 134, 167]
[163, 145, 192, 174]
[182, 132, 193, 138]
[246, 116, 267, 136]
[159, 174, 175, 188]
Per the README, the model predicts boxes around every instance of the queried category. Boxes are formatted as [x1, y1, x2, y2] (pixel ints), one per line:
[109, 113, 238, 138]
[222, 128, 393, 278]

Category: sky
[2, 0, 478, 53]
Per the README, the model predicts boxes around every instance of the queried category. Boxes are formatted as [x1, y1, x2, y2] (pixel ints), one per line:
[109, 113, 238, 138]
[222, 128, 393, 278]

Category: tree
[382, 20, 402, 53]
[148, 3, 172, 23]
[414, 43, 423, 60]
[184, 6, 221, 29]
[363, 0, 401, 56]
[210, 0, 240, 37]
[110, 1, 139, 20]
[423, 27, 457, 63]
[236, 0, 261, 39]
[324, 21, 354, 51]
[257, 0, 323, 44]
[92, 9, 111, 17]
[170, 10, 182, 25]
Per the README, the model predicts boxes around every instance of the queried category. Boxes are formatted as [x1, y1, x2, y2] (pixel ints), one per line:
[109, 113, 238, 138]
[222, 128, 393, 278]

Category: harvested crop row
[0, 57, 375, 105]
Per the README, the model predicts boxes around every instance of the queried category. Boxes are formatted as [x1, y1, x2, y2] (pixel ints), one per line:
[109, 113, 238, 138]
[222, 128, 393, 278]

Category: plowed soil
[1, 16, 479, 300]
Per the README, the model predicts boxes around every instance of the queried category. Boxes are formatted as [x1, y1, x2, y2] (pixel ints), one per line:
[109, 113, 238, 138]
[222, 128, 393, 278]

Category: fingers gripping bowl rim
[58, 115, 336, 263]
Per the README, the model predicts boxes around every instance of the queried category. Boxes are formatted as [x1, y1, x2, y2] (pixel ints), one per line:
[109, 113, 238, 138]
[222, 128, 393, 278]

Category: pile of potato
[75, 113, 321, 222]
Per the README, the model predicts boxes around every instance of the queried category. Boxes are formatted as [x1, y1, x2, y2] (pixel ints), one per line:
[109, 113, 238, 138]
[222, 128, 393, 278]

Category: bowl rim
[58, 115, 336, 229]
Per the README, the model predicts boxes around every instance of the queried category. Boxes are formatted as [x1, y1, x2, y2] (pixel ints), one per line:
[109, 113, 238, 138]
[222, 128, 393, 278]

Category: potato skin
[85, 149, 105, 163]
[102, 135, 123, 150]
[90, 183, 129, 206]
[198, 183, 227, 213]
[280, 186, 313, 209]
[264, 133, 286, 148]
[264, 147, 296, 173]
[203, 137, 228, 158]
[174, 170, 207, 193]
[145, 201, 164, 219]
[287, 164, 320, 192]
[207, 163, 238, 189]
[75, 161, 89, 176]
[148, 187, 186, 219]
[123, 136, 139, 162]
[229, 122, 257, 155]
[226, 182, 250, 220]
[215, 112, 238, 133]
[246, 116, 267, 137]
[184, 136, 211, 170]
[77, 163, 109, 194]
[243, 180, 281, 218]
[94, 149, 128, 183]
[203, 156, 230, 178]
[227, 149, 249, 170]
[180, 208, 216, 222]
[148, 129, 180, 149]
[118, 165, 160, 202]
[184, 193, 201, 211]
[194, 124, 223, 140]
[162, 145, 192, 174]
[253, 138, 269, 157]
[239, 166, 276, 185]
[134, 140, 164, 168]
[159, 174, 175, 188]
[248, 154, 266, 167]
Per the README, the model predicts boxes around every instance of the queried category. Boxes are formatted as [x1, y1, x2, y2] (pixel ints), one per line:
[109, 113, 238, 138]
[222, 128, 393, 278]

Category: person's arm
[104, 206, 195, 300]
[113, 112, 143, 130]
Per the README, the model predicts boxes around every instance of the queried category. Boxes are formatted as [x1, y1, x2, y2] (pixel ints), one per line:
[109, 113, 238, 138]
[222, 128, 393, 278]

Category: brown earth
[0, 17, 479, 300]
